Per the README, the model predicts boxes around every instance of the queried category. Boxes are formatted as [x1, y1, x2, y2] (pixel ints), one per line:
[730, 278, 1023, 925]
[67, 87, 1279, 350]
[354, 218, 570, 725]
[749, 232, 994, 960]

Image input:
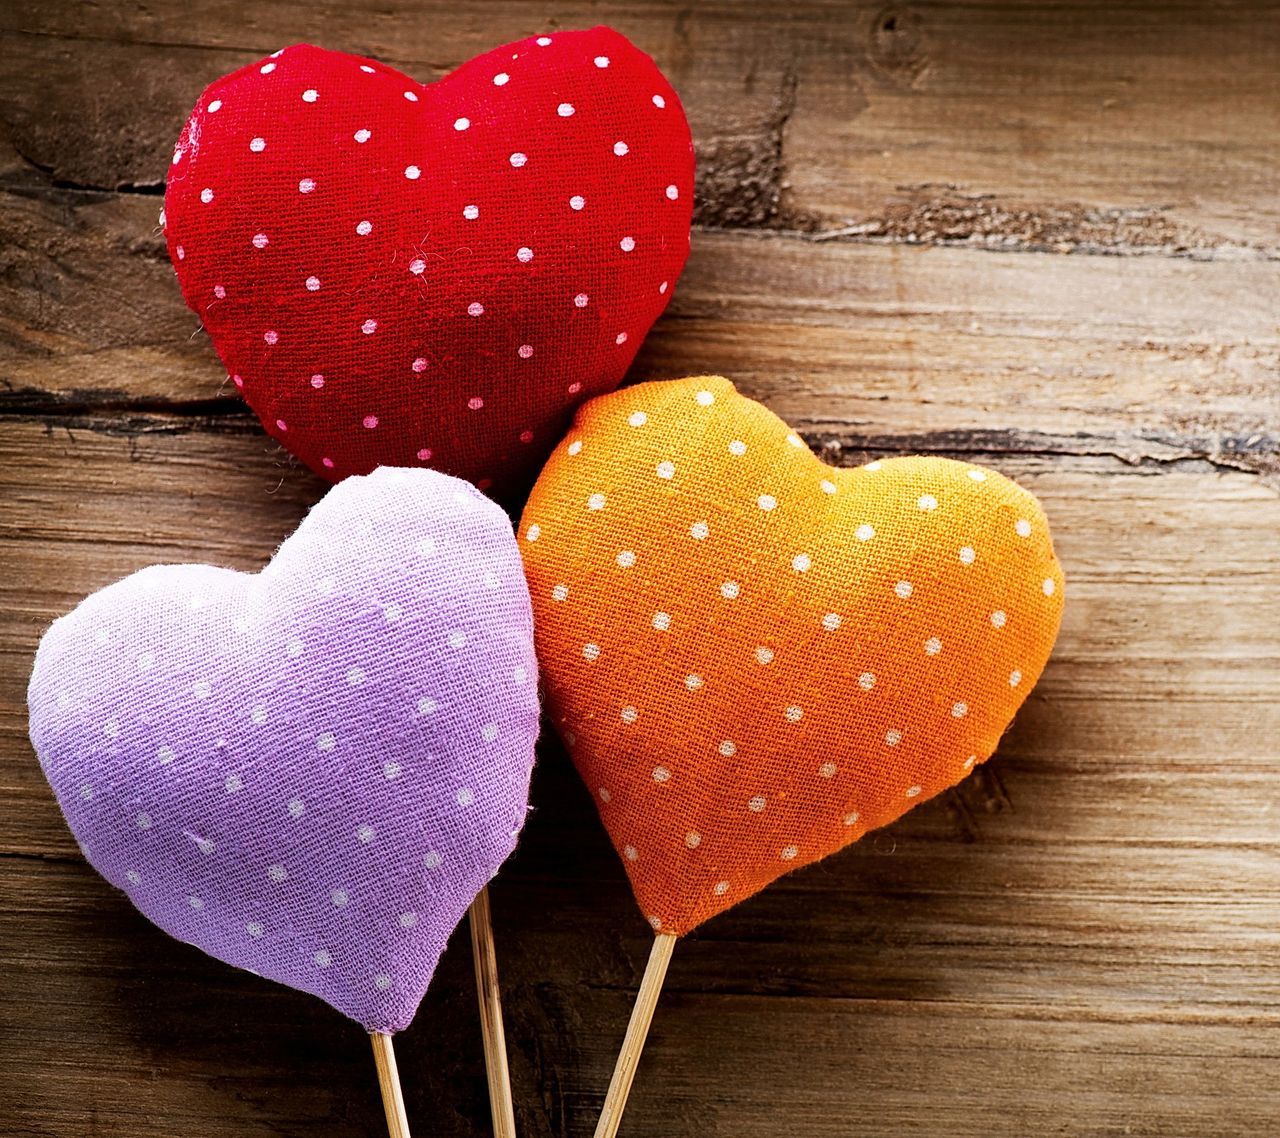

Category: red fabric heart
[164, 30, 693, 492]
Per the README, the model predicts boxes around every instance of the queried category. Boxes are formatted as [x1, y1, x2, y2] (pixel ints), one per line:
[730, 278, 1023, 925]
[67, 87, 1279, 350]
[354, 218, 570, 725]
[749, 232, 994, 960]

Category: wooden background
[2, 2, 1278, 1135]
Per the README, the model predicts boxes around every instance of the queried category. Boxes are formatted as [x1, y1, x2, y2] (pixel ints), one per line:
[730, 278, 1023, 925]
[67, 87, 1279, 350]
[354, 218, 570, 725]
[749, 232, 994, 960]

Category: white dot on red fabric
[213, 285, 226, 299]
[409, 258, 426, 275]
[510, 152, 528, 167]
[412, 358, 428, 373]
[595, 55, 610, 68]
[613, 140, 629, 156]
[356, 220, 373, 235]
[463, 204, 479, 220]
[305, 276, 321, 291]
[519, 429, 534, 443]
[574, 293, 589, 307]
[468, 397, 484, 410]
[536, 36, 552, 46]
[252, 233, 268, 248]
[615, 332, 628, 345]
[518, 344, 534, 358]
[417, 447, 431, 460]
[249, 137, 266, 152]
[558, 103, 575, 117]
[454, 117, 470, 131]
[567, 382, 582, 394]
[354, 129, 371, 143]
[208, 99, 222, 112]
[403, 90, 418, 102]
[653, 94, 666, 108]
[570, 195, 585, 210]
[467, 302, 485, 316]
[619, 236, 635, 251]
[302, 88, 318, 102]
[665, 184, 679, 200]
[263, 330, 279, 345]
[363, 415, 378, 429]
[311, 374, 324, 388]
[494, 72, 510, 86]
[404, 165, 421, 179]
[361, 319, 378, 334]
[260, 62, 276, 75]
[200, 187, 214, 203]
[517, 247, 534, 262]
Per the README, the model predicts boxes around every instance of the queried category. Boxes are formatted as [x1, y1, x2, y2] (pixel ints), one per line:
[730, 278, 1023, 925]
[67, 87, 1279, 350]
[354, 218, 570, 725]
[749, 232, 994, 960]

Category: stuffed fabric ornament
[27, 468, 538, 1128]
[518, 376, 1064, 1135]
[164, 29, 694, 495]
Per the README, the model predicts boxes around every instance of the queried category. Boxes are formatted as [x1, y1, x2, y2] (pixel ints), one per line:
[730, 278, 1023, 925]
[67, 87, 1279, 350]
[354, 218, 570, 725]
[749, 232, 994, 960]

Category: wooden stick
[592, 933, 678, 1138]
[469, 885, 517, 1138]
[369, 1030, 412, 1138]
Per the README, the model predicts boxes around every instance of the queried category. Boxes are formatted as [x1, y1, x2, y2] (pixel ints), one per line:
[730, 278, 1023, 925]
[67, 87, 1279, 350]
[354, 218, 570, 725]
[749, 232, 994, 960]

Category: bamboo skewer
[370, 1031, 412, 1138]
[469, 885, 518, 1138]
[592, 933, 678, 1138]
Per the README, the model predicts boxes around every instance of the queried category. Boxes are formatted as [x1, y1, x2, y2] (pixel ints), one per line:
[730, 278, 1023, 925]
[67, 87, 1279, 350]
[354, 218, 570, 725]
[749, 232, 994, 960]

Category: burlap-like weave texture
[521, 377, 1064, 934]
[164, 30, 694, 495]
[28, 469, 539, 1031]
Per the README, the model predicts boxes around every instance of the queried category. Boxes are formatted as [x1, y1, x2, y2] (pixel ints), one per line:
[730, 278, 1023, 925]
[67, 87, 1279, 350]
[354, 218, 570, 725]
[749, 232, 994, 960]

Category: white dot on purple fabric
[357, 824, 375, 844]
[456, 788, 474, 806]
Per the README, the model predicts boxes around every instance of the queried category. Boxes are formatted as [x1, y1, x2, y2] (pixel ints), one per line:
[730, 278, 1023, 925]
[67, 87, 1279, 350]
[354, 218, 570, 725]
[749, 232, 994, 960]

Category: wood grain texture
[1, 2, 1278, 1136]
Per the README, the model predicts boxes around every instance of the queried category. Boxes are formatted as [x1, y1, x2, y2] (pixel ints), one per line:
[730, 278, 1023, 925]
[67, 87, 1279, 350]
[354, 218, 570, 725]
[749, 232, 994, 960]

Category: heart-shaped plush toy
[520, 377, 1064, 934]
[164, 29, 693, 493]
[27, 468, 538, 1031]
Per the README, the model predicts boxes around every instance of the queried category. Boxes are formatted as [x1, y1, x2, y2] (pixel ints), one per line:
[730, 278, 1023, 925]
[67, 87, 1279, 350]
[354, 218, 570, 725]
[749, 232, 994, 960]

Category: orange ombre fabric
[521, 377, 1064, 934]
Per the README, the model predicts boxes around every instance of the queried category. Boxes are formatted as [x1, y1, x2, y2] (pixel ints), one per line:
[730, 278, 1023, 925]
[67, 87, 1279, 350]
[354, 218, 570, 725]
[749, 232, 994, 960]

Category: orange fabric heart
[521, 377, 1064, 934]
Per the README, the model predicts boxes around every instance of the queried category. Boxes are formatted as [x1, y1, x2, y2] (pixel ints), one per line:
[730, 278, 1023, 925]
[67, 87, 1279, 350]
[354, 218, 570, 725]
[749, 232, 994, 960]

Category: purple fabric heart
[27, 467, 538, 1032]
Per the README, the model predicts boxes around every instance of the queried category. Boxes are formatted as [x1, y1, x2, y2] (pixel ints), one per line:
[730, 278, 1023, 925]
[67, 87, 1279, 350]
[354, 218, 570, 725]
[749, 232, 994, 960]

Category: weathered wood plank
[3, 1, 1278, 249]
[3, 189, 1277, 484]
[3, 2, 1279, 1135]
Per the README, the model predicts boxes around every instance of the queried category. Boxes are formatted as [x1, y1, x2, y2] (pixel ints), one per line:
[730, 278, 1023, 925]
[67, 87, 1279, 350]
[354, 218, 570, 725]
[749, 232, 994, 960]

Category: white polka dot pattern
[27, 468, 539, 1033]
[163, 32, 694, 494]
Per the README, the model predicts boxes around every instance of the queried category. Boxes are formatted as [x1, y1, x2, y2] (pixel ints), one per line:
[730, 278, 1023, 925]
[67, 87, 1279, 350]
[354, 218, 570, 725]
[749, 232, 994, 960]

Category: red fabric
[164, 30, 693, 493]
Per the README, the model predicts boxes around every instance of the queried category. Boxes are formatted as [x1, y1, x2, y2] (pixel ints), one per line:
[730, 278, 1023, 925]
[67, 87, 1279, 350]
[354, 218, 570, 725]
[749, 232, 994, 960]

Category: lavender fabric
[27, 467, 538, 1032]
